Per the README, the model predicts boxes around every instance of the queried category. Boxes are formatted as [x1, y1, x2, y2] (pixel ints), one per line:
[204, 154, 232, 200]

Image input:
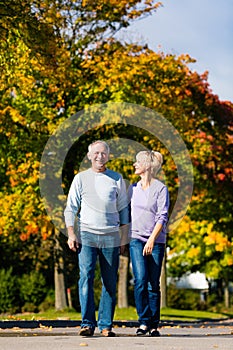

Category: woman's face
[133, 156, 149, 175]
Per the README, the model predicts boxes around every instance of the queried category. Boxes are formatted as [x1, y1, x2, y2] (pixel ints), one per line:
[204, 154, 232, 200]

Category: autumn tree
[1, 0, 232, 312]
[0, 0, 163, 310]
[64, 41, 233, 306]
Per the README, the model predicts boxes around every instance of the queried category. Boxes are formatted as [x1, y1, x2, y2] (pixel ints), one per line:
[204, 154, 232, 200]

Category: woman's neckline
[139, 178, 155, 190]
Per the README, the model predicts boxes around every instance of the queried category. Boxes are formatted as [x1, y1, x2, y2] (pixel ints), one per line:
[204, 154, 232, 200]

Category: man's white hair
[88, 140, 110, 154]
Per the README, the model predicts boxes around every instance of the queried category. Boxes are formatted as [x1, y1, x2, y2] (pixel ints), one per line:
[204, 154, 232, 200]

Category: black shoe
[79, 327, 94, 336]
[150, 329, 160, 337]
[136, 326, 149, 336]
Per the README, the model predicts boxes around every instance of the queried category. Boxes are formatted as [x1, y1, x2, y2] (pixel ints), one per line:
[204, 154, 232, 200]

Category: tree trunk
[117, 255, 129, 308]
[160, 254, 167, 308]
[54, 229, 68, 310]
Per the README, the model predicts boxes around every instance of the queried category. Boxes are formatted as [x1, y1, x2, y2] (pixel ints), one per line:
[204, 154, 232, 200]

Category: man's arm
[64, 175, 81, 252]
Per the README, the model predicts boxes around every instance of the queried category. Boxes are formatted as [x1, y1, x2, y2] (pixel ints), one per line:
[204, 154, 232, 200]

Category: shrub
[38, 289, 55, 312]
[167, 283, 205, 310]
[20, 271, 47, 310]
[0, 268, 20, 313]
[21, 302, 38, 313]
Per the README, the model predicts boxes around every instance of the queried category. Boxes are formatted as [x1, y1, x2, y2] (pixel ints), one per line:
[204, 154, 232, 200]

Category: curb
[0, 318, 232, 329]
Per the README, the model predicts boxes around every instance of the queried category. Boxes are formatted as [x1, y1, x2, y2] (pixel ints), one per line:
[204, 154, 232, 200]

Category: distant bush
[0, 268, 20, 313]
[38, 289, 55, 312]
[20, 271, 47, 311]
[167, 283, 207, 310]
[21, 302, 38, 313]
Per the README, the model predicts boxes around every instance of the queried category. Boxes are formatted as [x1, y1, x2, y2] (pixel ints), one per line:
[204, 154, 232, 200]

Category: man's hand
[67, 226, 79, 252]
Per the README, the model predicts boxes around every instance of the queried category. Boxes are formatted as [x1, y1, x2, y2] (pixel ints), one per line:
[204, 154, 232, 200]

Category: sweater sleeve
[117, 177, 129, 225]
[64, 175, 81, 227]
[156, 185, 169, 226]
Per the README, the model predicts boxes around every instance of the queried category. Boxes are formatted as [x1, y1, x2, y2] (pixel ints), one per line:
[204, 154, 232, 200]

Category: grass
[1, 306, 231, 322]
[160, 307, 230, 321]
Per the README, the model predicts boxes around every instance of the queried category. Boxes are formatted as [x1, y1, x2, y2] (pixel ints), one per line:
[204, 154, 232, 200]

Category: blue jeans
[129, 238, 165, 329]
[78, 231, 120, 331]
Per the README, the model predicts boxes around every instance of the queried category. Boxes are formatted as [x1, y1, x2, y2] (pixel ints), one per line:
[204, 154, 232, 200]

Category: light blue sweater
[64, 168, 129, 234]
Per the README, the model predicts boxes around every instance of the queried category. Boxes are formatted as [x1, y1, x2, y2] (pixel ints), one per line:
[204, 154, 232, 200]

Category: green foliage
[0, 268, 20, 313]
[20, 271, 47, 310]
[167, 284, 206, 311]
[38, 289, 55, 312]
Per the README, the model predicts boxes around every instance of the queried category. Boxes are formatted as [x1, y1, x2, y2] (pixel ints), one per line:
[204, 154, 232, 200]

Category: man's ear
[87, 152, 91, 160]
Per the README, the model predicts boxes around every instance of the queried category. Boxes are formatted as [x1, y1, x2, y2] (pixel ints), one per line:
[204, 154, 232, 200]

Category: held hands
[120, 224, 129, 255]
[120, 244, 128, 255]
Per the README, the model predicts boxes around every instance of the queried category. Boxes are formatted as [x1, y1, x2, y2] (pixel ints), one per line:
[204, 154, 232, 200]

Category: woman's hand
[143, 236, 155, 256]
[143, 222, 163, 255]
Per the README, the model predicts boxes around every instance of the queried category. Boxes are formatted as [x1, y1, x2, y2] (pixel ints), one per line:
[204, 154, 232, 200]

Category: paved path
[0, 319, 232, 350]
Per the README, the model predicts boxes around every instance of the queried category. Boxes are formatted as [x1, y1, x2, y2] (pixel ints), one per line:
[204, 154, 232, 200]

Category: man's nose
[97, 153, 104, 159]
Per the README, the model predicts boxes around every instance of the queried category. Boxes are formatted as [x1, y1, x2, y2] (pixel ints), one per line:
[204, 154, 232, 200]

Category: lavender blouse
[128, 179, 169, 243]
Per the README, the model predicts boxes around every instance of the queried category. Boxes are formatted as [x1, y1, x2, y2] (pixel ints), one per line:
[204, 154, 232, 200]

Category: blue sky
[120, 0, 233, 102]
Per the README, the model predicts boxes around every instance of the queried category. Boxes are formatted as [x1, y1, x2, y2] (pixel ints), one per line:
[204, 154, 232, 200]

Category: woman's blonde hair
[136, 150, 163, 176]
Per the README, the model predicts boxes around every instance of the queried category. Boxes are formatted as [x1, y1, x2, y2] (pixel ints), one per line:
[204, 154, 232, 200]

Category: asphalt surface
[0, 319, 232, 350]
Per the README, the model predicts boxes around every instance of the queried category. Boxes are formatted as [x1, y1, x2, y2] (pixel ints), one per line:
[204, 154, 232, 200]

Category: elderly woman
[128, 150, 170, 337]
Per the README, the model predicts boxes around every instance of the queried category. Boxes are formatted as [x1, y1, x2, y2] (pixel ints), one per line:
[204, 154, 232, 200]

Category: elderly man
[64, 140, 129, 337]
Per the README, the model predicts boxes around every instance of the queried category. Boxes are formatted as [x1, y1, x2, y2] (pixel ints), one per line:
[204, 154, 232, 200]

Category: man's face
[88, 143, 109, 172]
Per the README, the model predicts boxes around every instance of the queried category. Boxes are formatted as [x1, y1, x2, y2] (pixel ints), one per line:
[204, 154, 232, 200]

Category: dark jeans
[130, 238, 165, 329]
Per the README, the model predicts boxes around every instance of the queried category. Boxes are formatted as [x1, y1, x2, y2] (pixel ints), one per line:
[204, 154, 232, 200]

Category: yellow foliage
[186, 247, 200, 258]
[169, 214, 232, 273]
[204, 231, 230, 252]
